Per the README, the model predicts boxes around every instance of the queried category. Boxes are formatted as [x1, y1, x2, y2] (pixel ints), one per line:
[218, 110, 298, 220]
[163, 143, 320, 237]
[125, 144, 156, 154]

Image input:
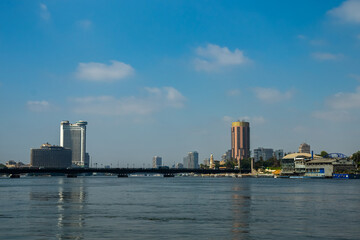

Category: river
[0, 176, 359, 239]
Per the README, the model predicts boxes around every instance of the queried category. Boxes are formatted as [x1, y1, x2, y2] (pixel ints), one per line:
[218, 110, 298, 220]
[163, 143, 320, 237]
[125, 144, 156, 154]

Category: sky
[1, 0, 360, 166]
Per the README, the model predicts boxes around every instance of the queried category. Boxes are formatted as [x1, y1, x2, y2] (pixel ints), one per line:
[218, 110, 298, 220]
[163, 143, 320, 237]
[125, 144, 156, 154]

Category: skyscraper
[152, 156, 162, 168]
[231, 121, 250, 168]
[60, 120, 88, 167]
[183, 151, 199, 169]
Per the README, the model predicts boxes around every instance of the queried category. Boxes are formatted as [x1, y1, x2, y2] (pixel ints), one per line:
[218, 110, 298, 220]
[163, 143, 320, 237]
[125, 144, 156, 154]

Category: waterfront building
[60, 120, 88, 167]
[305, 158, 357, 178]
[253, 147, 274, 162]
[274, 149, 284, 160]
[183, 151, 199, 169]
[299, 143, 310, 154]
[30, 143, 72, 168]
[231, 121, 250, 168]
[152, 156, 162, 168]
[281, 153, 321, 175]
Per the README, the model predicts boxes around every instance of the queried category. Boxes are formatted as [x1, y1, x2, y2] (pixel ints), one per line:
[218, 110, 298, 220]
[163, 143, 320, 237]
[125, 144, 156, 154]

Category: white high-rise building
[60, 120, 88, 167]
[152, 156, 162, 168]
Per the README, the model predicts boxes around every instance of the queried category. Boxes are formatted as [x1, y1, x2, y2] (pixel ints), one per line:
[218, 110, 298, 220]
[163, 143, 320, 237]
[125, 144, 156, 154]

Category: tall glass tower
[60, 120, 88, 167]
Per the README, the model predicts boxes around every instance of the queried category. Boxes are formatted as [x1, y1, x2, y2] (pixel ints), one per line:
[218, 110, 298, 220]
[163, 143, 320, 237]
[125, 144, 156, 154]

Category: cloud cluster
[70, 87, 186, 115]
[313, 86, 360, 122]
[75, 60, 134, 82]
[311, 52, 343, 61]
[194, 44, 250, 71]
[328, 0, 360, 24]
[327, 86, 360, 109]
[27, 100, 50, 112]
[253, 87, 293, 103]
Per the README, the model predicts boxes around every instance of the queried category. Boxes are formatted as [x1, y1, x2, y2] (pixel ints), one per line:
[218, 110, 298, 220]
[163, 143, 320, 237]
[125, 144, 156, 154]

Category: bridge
[0, 168, 247, 177]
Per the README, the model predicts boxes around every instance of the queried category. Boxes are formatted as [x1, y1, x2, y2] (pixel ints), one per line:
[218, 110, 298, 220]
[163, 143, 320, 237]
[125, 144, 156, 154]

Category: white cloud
[77, 20, 92, 30]
[349, 74, 360, 81]
[70, 87, 186, 115]
[75, 60, 134, 82]
[313, 86, 360, 122]
[40, 3, 50, 20]
[194, 44, 250, 71]
[253, 87, 293, 103]
[27, 100, 50, 112]
[311, 52, 343, 61]
[327, 86, 360, 109]
[227, 89, 241, 96]
[312, 110, 353, 122]
[328, 0, 360, 24]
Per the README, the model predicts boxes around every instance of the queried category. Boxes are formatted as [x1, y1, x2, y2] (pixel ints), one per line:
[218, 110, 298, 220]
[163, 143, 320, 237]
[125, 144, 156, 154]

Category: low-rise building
[305, 158, 357, 178]
[31, 143, 72, 168]
[281, 153, 321, 175]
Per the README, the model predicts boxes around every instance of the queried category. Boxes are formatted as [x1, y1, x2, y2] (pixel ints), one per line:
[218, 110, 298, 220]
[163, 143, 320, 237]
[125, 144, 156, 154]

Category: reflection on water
[231, 181, 251, 239]
[29, 178, 86, 240]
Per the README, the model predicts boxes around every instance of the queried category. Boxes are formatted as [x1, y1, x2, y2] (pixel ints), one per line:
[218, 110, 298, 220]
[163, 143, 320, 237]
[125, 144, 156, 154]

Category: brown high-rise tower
[231, 121, 250, 168]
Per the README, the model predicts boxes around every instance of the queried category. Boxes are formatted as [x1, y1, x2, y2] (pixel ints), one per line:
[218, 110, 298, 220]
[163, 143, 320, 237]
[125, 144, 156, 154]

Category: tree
[320, 151, 328, 157]
[224, 160, 236, 169]
[351, 151, 360, 167]
[240, 158, 251, 171]
[200, 164, 208, 169]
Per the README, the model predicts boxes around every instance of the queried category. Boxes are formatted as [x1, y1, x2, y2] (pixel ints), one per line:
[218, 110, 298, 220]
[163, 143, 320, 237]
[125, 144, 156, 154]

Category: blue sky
[1, 0, 360, 166]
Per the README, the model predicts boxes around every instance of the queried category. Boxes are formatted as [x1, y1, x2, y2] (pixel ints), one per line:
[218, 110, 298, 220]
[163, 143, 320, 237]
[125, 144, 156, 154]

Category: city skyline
[1, 1, 360, 166]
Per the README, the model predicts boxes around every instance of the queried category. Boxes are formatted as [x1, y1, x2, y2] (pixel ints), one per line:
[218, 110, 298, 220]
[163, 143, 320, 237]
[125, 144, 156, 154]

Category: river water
[0, 176, 359, 239]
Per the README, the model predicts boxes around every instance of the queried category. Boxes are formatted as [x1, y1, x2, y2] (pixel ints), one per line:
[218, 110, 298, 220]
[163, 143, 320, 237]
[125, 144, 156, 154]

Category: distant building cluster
[29, 120, 90, 169]
[4, 160, 27, 168]
[253, 148, 284, 162]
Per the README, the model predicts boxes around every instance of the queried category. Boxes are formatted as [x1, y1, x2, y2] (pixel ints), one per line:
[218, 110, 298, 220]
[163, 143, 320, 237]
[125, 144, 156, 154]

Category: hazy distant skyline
[1, 0, 360, 166]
